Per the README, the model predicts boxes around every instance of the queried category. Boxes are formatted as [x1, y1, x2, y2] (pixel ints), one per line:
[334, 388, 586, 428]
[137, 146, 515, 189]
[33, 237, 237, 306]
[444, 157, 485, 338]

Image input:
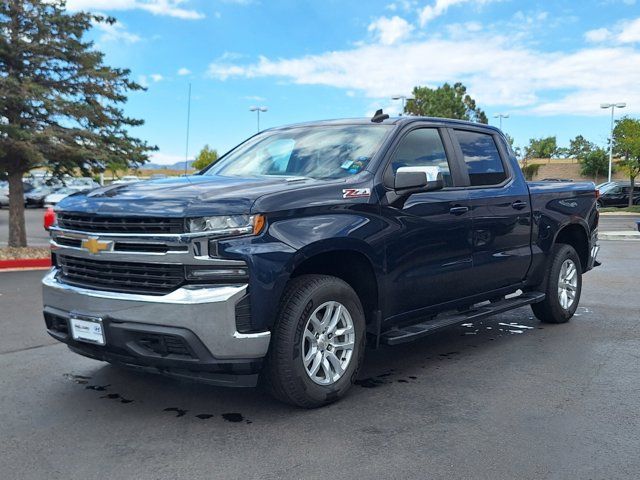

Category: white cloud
[618, 17, 640, 43]
[243, 95, 266, 101]
[418, 0, 497, 27]
[93, 20, 141, 43]
[177, 67, 191, 76]
[207, 34, 640, 116]
[150, 73, 164, 82]
[585, 27, 611, 43]
[66, 0, 204, 20]
[585, 17, 640, 44]
[368, 16, 414, 45]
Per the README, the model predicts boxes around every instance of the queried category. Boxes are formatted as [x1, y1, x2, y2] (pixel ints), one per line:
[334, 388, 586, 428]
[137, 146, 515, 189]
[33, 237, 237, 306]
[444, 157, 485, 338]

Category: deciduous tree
[192, 145, 219, 171]
[613, 117, 640, 207]
[405, 82, 488, 123]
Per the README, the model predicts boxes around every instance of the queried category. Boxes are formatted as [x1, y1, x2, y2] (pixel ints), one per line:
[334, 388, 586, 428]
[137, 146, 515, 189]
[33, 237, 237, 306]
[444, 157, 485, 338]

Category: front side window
[205, 125, 392, 180]
[455, 130, 507, 186]
[389, 128, 452, 186]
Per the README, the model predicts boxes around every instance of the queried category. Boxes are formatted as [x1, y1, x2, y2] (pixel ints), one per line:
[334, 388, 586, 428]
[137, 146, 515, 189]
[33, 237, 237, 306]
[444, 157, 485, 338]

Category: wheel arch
[553, 222, 590, 271]
[289, 244, 381, 327]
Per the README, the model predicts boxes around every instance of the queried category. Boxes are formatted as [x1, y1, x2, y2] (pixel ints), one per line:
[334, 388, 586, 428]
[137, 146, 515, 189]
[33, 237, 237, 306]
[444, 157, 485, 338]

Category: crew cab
[43, 115, 600, 407]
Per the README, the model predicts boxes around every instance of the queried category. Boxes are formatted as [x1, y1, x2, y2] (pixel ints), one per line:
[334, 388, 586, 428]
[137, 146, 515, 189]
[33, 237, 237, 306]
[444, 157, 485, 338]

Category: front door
[381, 127, 474, 319]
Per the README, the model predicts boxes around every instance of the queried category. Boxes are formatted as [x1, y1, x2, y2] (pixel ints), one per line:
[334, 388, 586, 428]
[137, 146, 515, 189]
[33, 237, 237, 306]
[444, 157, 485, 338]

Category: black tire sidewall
[275, 276, 365, 406]
[546, 245, 582, 321]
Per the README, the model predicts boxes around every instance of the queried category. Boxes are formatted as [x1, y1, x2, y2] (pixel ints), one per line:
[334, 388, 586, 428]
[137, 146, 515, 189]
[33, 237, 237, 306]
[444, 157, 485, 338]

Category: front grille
[57, 255, 185, 295]
[57, 213, 186, 234]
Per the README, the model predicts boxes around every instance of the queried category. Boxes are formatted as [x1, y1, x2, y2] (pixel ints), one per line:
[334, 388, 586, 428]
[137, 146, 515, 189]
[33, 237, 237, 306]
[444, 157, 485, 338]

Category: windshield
[205, 125, 393, 180]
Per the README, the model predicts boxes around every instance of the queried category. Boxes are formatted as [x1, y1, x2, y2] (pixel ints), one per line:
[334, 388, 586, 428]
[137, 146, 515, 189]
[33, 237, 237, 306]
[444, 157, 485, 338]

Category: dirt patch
[0, 247, 50, 260]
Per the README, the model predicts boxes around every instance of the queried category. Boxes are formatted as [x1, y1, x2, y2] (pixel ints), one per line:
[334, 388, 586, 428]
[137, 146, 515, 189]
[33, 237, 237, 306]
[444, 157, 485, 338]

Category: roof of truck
[267, 116, 503, 134]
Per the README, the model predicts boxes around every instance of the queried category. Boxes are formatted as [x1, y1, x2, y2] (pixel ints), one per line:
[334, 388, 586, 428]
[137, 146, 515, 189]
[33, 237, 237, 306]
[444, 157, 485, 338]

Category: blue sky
[67, 0, 640, 164]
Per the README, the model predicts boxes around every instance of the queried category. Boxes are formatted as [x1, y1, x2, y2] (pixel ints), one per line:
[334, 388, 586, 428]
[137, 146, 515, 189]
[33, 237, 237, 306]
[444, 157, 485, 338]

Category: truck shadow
[69, 306, 587, 424]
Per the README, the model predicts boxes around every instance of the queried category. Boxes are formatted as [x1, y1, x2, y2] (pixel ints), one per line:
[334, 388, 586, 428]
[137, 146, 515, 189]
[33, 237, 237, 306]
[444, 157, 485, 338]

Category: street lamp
[249, 106, 268, 132]
[494, 113, 509, 130]
[600, 102, 626, 182]
[391, 95, 414, 116]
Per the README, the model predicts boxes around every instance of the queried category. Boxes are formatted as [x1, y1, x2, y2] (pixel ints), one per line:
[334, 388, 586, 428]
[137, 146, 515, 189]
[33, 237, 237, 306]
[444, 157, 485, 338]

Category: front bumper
[42, 269, 271, 386]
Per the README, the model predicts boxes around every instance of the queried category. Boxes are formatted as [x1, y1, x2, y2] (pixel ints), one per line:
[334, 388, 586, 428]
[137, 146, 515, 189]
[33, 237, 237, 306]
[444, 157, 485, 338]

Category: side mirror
[394, 166, 444, 195]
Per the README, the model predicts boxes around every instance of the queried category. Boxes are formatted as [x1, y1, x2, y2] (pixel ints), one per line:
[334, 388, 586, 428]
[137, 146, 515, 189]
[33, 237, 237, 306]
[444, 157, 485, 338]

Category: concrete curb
[599, 231, 640, 241]
[0, 258, 51, 270]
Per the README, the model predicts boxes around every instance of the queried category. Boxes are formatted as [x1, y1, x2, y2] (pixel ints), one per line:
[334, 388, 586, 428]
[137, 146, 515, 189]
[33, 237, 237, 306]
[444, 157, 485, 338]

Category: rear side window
[455, 130, 507, 186]
[389, 128, 453, 186]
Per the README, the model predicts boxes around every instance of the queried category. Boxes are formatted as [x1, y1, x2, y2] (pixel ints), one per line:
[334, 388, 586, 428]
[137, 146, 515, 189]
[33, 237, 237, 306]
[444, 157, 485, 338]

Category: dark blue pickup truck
[43, 114, 599, 407]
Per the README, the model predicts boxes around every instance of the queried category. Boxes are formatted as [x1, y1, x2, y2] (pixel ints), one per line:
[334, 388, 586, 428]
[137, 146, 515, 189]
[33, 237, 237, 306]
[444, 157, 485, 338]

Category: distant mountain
[143, 160, 194, 170]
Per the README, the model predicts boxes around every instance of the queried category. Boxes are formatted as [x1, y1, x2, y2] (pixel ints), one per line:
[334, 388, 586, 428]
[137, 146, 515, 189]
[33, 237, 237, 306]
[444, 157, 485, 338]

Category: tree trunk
[7, 170, 27, 247]
[629, 176, 635, 208]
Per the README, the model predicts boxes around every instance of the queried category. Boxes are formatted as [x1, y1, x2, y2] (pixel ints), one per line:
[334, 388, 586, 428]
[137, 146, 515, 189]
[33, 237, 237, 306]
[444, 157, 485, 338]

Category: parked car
[25, 186, 56, 207]
[0, 181, 35, 207]
[149, 174, 168, 180]
[597, 181, 640, 208]
[43, 186, 90, 206]
[44, 115, 599, 407]
[111, 175, 140, 185]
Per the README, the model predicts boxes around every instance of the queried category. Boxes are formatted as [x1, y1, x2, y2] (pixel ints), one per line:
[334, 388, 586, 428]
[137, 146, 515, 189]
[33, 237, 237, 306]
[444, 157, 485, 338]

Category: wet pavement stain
[164, 407, 187, 418]
[196, 414, 213, 420]
[222, 413, 244, 423]
[397, 379, 408, 383]
[100, 393, 134, 404]
[354, 377, 387, 388]
[85, 384, 110, 391]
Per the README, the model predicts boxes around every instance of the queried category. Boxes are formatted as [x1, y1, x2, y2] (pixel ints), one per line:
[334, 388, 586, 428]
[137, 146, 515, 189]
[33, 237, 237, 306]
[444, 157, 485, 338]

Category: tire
[263, 274, 366, 408]
[531, 244, 582, 324]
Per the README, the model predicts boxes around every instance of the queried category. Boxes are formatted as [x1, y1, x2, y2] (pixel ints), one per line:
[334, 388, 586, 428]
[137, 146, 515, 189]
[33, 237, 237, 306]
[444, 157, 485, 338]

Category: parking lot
[1, 238, 638, 479]
[0, 207, 50, 247]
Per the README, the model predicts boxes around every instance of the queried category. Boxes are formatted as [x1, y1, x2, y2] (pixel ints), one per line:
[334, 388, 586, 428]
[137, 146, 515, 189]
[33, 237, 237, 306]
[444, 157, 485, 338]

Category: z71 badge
[342, 188, 371, 199]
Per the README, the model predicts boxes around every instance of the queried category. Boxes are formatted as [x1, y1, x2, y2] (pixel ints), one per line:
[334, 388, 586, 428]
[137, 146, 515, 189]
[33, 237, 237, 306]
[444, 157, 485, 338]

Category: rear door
[451, 128, 532, 295]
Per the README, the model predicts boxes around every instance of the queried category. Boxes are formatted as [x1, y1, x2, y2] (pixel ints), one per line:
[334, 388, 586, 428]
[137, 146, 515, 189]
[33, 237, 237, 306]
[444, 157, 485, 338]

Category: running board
[380, 292, 545, 346]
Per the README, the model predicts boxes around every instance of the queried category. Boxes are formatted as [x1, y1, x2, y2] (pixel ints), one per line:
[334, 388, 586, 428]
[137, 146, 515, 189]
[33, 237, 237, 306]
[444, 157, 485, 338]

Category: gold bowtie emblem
[81, 237, 113, 254]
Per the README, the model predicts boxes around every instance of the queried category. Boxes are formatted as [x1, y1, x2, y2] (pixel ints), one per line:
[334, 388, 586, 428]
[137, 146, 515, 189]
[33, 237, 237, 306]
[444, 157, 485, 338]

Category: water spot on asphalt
[409, 376, 417, 379]
[86, 384, 110, 391]
[196, 414, 213, 420]
[164, 407, 187, 418]
[120, 397, 133, 404]
[376, 372, 393, 378]
[439, 351, 460, 358]
[355, 377, 386, 388]
[222, 413, 244, 423]
[397, 379, 408, 383]
[102, 393, 120, 400]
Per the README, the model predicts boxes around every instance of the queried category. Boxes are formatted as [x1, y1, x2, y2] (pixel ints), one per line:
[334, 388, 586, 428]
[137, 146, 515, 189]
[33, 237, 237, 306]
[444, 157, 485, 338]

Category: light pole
[494, 113, 509, 130]
[392, 95, 414, 116]
[249, 106, 268, 132]
[600, 102, 626, 182]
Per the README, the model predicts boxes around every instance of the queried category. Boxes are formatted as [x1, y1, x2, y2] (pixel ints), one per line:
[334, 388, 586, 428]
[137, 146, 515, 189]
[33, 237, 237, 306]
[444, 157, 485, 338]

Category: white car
[111, 175, 140, 185]
[43, 186, 89, 206]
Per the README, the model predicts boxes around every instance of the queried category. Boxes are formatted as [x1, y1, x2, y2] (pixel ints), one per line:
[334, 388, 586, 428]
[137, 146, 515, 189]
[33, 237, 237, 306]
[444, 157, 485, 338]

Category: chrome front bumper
[42, 269, 270, 360]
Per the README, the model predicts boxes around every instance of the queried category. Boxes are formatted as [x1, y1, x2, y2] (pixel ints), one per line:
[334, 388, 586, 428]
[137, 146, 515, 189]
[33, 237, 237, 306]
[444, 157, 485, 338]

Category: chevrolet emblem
[81, 237, 113, 255]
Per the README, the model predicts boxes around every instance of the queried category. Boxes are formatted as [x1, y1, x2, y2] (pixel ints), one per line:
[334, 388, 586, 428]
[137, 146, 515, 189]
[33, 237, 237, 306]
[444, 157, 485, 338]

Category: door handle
[449, 206, 469, 215]
[511, 200, 527, 210]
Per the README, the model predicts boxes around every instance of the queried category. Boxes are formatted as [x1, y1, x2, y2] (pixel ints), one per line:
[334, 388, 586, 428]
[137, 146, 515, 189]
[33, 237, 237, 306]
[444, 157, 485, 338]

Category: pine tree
[0, 0, 156, 246]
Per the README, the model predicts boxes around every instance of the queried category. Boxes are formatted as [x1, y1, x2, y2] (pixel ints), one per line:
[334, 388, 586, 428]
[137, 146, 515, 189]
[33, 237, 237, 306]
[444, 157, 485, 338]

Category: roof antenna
[371, 108, 389, 123]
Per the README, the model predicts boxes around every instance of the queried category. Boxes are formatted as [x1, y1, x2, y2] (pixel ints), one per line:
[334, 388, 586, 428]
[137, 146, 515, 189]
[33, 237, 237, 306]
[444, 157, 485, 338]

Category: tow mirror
[394, 166, 444, 195]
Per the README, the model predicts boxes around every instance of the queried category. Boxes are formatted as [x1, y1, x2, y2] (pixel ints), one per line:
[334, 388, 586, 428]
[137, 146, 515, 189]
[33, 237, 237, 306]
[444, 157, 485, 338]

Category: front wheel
[263, 274, 365, 408]
[531, 244, 582, 323]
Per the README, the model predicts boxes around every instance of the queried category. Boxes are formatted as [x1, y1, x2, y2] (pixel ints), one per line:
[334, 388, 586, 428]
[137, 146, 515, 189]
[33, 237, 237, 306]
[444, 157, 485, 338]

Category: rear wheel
[531, 244, 582, 324]
[263, 274, 365, 408]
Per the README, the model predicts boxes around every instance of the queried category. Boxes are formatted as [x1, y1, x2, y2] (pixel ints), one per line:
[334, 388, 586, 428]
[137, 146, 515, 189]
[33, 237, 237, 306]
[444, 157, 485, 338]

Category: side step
[380, 292, 545, 346]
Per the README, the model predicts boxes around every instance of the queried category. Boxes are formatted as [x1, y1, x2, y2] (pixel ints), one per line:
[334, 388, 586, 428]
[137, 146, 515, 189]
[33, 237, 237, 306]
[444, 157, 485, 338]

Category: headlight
[188, 214, 265, 236]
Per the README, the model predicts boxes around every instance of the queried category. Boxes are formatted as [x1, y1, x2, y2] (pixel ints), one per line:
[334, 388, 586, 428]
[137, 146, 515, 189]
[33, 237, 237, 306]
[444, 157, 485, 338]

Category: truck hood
[56, 175, 316, 217]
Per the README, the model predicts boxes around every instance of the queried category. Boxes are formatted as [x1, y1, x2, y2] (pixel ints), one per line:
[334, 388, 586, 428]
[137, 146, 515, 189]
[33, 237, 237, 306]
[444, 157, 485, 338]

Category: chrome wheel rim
[558, 259, 578, 310]
[302, 301, 355, 386]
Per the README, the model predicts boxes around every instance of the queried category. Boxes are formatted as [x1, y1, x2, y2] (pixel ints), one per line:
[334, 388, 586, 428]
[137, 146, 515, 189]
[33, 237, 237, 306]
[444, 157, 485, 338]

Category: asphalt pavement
[1, 241, 639, 479]
[0, 207, 51, 247]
